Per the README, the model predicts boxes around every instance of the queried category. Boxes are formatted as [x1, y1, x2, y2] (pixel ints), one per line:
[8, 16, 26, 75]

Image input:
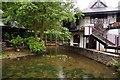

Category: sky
[76, 0, 120, 10]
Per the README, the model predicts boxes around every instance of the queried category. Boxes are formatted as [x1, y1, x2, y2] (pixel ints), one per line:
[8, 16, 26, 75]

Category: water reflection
[2, 46, 117, 78]
[58, 66, 64, 78]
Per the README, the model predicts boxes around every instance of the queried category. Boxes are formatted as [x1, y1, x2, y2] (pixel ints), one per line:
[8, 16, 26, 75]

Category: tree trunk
[40, 17, 45, 40]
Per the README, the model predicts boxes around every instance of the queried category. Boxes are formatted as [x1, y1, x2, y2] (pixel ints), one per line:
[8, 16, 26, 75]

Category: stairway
[91, 27, 116, 47]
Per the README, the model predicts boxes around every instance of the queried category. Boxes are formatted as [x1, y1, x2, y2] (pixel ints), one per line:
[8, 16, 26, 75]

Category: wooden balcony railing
[108, 22, 120, 29]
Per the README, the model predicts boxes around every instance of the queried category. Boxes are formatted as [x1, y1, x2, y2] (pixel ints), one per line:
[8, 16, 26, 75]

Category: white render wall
[84, 17, 90, 24]
[70, 32, 84, 48]
[79, 33, 84, 48]
[96, 41, 105, 51]
[107, 15, 116, 24]
[108, 29, 119, 35]
[84, 27, 93, 35]
[80, 16, 93, 27]
[106, 49, 116, 53]
[70, 34, 74, 46]
[83, 38, 87, 48]
[80, 14, 117, 29]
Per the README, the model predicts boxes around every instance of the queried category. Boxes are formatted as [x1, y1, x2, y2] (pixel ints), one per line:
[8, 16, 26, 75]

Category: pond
[2, 46, 118, 79]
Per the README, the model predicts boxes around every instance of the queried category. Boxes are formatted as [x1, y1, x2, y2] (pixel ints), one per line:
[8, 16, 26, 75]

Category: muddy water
[2, 46, 117, 78]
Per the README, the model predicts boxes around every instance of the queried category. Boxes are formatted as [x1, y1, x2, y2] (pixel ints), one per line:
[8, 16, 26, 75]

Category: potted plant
[10, 35, 23, 52]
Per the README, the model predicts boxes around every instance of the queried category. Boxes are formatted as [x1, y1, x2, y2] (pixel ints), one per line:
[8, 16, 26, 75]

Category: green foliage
[110, 62, 120, 68]
[4, 32, 10, 40]
[10, 35, 23, 49]
[26, 37, 46, 53]
[44, 27, 71, 41]
[61, 27, 71, 41]
[2, 2, 83, 39]
[108, 62, 120, 78]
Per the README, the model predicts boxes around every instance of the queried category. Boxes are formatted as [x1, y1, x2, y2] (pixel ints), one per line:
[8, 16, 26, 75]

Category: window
[90, 18, 94, 24]
[73, 34, 80, 43]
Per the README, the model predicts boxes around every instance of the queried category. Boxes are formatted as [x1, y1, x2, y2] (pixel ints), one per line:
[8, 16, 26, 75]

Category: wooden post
[99, 42, 100, 51]
[105, 34, 107, 52]
[117, 37, 119, 54]
[88, 26, 90, 48]
[115, 35, 117, 53]
[83, 35, 84, 48]
[86, 37, 87, 48]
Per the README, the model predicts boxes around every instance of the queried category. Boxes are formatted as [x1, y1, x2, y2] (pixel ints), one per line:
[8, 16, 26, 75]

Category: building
[70, 0, 120, 53]
[0, 9, 27, 47]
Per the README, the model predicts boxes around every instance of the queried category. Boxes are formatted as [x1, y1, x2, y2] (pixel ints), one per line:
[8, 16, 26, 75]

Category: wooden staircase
[90, 24, 119, 49]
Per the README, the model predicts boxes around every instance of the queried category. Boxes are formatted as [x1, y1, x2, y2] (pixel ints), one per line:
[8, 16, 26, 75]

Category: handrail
[108, 22, 120, 29]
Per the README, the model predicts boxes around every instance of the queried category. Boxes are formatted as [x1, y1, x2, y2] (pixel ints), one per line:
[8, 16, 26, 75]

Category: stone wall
[60, 46, 120, 64]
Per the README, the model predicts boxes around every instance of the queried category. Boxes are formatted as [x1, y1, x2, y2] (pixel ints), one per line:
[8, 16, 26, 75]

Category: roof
[83, 7, 120, 14]
[89, 0, 107, 8]
[82, 0, 120, 14]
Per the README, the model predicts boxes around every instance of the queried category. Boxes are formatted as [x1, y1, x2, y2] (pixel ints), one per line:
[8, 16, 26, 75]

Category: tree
[2, 2, 83, 40]
[44, 27, 71, 42]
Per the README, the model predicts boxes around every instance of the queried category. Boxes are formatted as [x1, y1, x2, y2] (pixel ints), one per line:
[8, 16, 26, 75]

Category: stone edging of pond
[0, 53, 35, 60]
[60, 45, 120, 65]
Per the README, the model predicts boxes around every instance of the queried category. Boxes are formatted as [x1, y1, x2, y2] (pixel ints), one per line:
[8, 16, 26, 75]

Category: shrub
[10, 35, 23, 49]
[109, 62, 120, 78]
[26, 37, 46, 53]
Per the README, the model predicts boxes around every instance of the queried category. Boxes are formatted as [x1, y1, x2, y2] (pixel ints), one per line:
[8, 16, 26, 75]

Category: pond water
[2, 46, 117, 78]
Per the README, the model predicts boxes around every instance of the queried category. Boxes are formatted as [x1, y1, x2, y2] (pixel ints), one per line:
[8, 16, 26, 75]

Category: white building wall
[80, 18, 85, 27]
[70, 34, 73, 46]
[83, 38, 86, 48]
[84, 27, 92, 35]
[79, 33, 83, 48]
[108, 29, 119, 35]
[85, 16, 90, 25]
[106, 49, 116, 53]
[70, 32, 84, 47]
[107, 15, 116, 24]
[80, 16, 91, 27]
[80, 15, 117, 29]
[96, 41, 105, 51]
[106, 49, 120, 53]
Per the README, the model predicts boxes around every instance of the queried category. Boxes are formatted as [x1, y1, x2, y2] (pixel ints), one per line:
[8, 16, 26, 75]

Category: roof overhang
[82, 7, 120, 15]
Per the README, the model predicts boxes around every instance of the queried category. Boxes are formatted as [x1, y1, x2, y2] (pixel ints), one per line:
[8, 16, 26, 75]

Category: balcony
[107, 22, 120, 29]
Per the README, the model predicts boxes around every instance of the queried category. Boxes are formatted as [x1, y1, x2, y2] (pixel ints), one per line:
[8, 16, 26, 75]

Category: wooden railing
[107, 34, 119, 46]
[108, 22, 120, 29]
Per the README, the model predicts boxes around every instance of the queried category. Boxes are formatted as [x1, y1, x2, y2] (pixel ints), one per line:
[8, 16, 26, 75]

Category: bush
[10, 35, 23, 49]
[109, 62, 120, 78]
[26, 37, 46, 53]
